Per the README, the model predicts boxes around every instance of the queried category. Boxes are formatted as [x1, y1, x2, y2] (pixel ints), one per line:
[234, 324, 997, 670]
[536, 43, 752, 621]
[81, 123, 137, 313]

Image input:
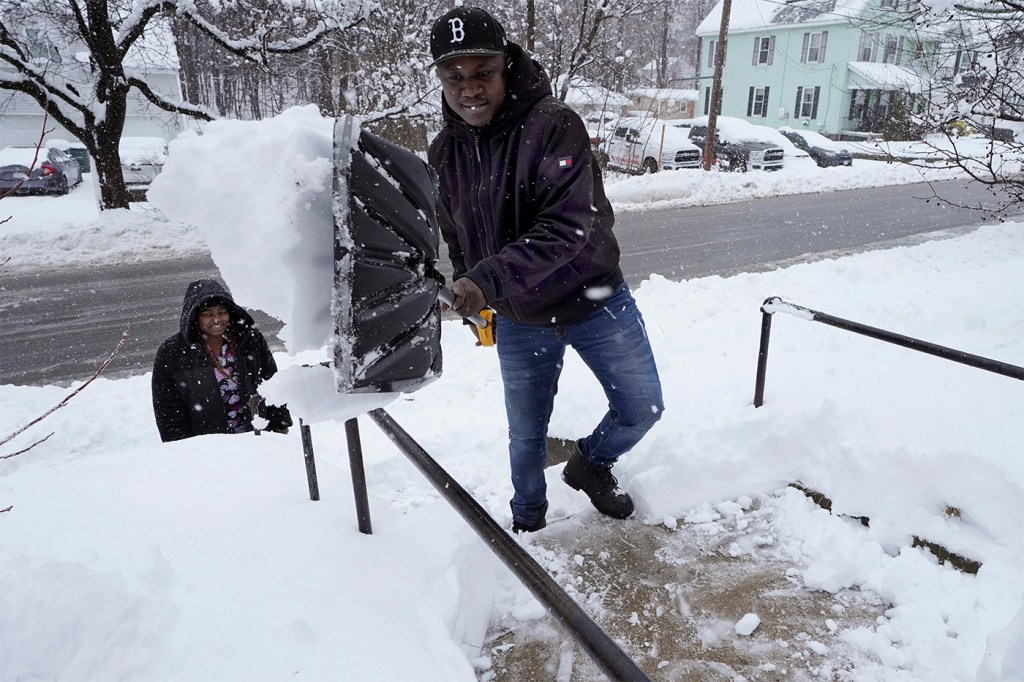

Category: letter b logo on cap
[448, 17, 465, 43]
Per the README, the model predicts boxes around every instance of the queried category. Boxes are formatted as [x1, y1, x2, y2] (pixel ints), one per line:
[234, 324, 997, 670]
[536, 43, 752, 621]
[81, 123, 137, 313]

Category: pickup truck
[682, 122, 785, 172]
[598, 118, 702, 174]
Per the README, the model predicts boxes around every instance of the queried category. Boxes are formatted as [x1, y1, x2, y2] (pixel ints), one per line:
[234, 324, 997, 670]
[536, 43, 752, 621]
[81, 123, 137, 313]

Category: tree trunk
[91, 140, 130, 209]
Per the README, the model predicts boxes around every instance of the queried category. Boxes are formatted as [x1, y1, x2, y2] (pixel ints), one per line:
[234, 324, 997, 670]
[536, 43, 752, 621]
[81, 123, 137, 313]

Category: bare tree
[170, 0, 445, 150]
[0, 0, 370, 209]
[1, 319, 131, 457]
[888, 0, 1024, 216]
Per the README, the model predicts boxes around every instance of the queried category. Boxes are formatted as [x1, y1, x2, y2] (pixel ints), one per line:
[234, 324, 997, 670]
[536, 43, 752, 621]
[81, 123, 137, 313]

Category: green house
[696, 0, 939, 138]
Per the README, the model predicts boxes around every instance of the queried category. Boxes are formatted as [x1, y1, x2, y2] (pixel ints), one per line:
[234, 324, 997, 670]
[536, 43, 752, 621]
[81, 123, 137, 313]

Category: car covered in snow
[598, 116, 702, 174]
[676, 116, 786, 172]
[119, 137, 168, 196]
[0, 144, 83, 196]
[779, 127, 854, 167]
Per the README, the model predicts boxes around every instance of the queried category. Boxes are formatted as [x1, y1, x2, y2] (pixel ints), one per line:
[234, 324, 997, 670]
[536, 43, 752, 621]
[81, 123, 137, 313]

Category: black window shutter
[811, 86, 821, 119]
[704, 87, 710, 114]
[747, 87, 755, 116]
[763, 86, 770, 117]
[795, 87, 803, 117]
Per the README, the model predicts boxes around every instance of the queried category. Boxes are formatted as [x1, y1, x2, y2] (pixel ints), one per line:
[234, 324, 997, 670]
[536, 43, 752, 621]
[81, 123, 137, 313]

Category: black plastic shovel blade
[332, 115, 442, 393]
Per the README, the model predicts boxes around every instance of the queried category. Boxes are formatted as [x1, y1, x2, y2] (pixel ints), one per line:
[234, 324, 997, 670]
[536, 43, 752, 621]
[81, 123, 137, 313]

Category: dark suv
[684, 124, 785, 172]
[779, 128, 853, 167]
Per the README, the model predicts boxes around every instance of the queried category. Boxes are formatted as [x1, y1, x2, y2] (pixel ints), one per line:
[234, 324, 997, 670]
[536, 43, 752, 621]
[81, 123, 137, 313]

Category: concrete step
[482, 497, 887, 681]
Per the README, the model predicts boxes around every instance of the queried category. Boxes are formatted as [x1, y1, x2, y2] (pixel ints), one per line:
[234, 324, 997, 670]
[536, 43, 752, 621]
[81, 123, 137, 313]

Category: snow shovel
[331, 115, 488, 394]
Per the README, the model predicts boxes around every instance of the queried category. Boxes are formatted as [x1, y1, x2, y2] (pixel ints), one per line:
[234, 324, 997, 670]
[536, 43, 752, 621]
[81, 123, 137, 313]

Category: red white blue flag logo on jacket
[557, 156, 573, 169]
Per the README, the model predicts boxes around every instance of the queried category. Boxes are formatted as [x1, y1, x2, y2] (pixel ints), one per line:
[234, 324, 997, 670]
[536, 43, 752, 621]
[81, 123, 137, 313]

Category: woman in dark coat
[152, 279, 291, 442]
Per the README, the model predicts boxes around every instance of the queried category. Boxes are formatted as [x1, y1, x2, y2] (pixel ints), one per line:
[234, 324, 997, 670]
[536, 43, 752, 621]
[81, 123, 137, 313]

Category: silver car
[120, 137, 168, 188]
[0, 145, 83, 196]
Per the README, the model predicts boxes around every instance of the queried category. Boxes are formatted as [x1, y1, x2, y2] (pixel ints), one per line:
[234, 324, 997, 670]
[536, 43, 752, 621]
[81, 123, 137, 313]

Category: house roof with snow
[696, 0, 872, 35]
[847, 61, 930, 93]
[122, 19, 180, 71]
[552, 76, 632, 108]
[628, 88, 698, 102]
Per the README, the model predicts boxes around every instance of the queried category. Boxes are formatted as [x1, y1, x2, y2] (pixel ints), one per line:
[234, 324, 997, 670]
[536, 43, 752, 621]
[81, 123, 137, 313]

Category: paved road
[1, 179, 1015, 386]
[614, 178, 1015, 285]
[0, 258, 273, 386]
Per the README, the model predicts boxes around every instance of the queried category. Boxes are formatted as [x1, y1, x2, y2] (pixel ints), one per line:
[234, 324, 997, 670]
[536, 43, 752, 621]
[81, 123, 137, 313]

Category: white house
[552, 75, 633, 121]
[0, 21, 187, 148]
[627, 88, 699, 119]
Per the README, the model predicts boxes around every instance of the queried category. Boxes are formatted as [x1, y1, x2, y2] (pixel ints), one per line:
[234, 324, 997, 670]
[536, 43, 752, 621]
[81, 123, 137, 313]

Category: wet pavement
[481, 492, 889, 681]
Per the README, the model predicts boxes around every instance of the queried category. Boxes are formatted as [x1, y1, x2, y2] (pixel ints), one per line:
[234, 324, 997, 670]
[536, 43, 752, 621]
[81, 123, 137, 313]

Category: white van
[599, 117, 702, 174]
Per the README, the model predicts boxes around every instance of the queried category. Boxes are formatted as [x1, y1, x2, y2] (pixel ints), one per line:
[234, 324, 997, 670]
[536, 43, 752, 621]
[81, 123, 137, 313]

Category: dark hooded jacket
[428, 42, 622, 327]
[151, 279, 290, 442]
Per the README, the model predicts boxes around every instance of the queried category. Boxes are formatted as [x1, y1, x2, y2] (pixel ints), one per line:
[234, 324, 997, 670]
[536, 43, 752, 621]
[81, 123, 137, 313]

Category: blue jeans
[497, 282, 664, 526]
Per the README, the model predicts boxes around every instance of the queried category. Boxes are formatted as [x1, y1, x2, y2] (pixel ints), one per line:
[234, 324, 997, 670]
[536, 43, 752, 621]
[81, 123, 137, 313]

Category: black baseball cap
[429, 7, 508, 68]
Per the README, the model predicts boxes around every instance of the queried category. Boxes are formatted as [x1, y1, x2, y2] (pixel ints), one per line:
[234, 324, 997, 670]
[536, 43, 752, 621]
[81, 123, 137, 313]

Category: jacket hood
[440, 41, 552, 137]
[179, 278, 254, 345]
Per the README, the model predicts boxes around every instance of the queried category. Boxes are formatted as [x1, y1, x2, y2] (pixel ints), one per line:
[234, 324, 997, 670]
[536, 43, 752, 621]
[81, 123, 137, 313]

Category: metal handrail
[362, 408, 651, 682]
[754, 296, 1024, 407]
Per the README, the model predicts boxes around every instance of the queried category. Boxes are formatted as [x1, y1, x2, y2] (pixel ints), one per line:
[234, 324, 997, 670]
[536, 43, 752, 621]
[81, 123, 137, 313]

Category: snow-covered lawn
[2, 106, 1022, 680]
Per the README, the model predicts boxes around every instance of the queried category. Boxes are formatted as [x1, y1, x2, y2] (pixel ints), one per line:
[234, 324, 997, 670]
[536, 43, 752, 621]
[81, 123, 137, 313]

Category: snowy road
[0, 179, 1015, 386]
[614, 178, 1020, 284]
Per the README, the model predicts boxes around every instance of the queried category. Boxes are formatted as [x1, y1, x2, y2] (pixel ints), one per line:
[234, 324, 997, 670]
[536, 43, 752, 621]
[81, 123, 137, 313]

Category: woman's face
[197, 304, 230, 339]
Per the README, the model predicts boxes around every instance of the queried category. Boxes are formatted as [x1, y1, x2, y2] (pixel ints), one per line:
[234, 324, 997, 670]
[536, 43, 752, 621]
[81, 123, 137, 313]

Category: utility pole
[703, 0, 732, 171]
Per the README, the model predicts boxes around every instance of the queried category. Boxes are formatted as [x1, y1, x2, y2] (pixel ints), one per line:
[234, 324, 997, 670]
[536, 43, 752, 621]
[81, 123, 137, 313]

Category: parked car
[677, 117, 785, 172]
[779, 127, 853, 167]
[599, 116, 702, 174]
[119, 137, 168, 198]
[45, 137, 92, 173]
[0, 144, 83, 196]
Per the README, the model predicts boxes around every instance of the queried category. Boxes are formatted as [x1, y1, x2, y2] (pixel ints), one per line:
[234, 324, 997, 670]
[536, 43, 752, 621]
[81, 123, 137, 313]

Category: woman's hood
[179, 279, 254, 345]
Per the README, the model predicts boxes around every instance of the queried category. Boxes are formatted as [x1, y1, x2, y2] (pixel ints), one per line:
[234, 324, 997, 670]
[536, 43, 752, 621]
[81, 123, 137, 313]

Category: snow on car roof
[685, 116, 793, 145]
[780, 126, 853, 152]
[0, 146, 51, 167]
[119, 137, 168, 163]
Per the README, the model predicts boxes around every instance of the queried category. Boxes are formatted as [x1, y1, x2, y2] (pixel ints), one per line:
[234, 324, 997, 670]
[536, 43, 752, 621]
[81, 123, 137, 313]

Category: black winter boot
[561, 441, 634, 519]
[511, 501, 548, 534]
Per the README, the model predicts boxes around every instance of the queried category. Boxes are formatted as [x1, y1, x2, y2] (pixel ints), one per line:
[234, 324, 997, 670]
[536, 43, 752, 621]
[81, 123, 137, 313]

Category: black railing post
[345, 417, 373, 535]
[753, 297, 775, 408]
[367, 408, 651, 682]
[300, 419, 320, 501]
[753, 297, 1024, 407]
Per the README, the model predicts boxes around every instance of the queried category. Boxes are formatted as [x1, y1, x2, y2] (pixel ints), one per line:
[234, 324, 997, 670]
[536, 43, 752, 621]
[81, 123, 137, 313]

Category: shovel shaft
[438, 286, 488, 328]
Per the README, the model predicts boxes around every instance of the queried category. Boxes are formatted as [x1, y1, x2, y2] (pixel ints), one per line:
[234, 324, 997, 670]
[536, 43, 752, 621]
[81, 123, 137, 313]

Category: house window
[752, 36, 775, 66]
[801, 31, 828, 63]
[794, 86, 821, 119]
[26, 29, 61, 63]
[881, 0, 898, 7]
[877, 91, 892, 118]
[703, 86, 722, 115]
[849, 90, 867, 120]
[882, 34, 899, 63]
[858, 32, 878, 61]
[747, 86, 770, 117]
[707, 39, 717, 69]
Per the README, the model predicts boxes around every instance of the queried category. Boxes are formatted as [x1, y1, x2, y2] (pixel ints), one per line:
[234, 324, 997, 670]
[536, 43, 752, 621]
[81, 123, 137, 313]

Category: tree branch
[127, 75, 216, 120]
[0, 319, 133, 450]
[0, 433, 55, 460]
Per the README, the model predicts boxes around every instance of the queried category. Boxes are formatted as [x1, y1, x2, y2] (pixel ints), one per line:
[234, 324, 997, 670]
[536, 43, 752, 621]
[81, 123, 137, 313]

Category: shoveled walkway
[480, 442, 890, 681]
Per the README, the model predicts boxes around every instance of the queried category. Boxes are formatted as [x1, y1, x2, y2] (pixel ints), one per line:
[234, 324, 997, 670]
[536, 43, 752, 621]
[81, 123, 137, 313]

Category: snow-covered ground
[2, 106, 1022, 680]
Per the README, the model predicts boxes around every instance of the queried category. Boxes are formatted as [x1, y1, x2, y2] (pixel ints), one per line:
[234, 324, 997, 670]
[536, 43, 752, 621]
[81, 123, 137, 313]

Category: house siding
[0, 30, 185, 148]
[697, 1, 924, 136]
